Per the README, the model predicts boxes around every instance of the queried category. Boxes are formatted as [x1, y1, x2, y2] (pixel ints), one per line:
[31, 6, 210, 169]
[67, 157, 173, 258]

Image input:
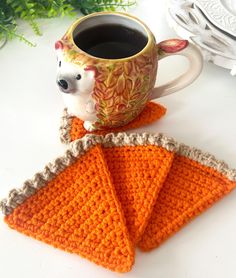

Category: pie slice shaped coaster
[103, 145, 174, 243]
[138, 150, 236, 251]
[60, 102, 166, 144]
[1, 133, 236, 272]
[2, 144, 134, 273]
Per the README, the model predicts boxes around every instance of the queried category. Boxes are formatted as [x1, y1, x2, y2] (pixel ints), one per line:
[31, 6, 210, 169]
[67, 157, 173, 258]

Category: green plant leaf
[0, 0, 137, 47]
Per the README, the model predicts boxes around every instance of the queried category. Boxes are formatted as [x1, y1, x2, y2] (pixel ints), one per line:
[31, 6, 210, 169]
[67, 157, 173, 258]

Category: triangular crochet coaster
[103, 145, 174, 243]
[1, 133, 236, 272]
[138, 153, 236, 251]
[60, 102, 166, 144]
[3, 144, 134, 273]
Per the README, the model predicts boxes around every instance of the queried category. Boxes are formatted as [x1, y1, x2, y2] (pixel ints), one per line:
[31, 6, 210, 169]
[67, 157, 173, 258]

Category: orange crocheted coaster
[1, 133, 236, 272]
[4, 145, 135, 273]
[103, 145, 174, 243]
[60, 102, 166, 144]
[138, 155, 236, 251]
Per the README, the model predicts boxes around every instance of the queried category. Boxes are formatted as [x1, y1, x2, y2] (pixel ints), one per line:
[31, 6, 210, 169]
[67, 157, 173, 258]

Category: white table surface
[1, 1, 236, 277]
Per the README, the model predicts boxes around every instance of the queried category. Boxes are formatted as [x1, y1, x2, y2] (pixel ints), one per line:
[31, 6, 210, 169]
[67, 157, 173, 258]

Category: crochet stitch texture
[1, 133, 236, 272]
[60, 102, 166, 144]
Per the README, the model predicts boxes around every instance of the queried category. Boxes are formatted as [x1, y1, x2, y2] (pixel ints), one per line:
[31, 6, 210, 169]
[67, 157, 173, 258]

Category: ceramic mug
[55, 12, 203, 131]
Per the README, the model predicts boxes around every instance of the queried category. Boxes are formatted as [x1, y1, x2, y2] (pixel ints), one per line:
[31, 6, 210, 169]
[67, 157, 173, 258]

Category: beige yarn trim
[1, 132, 236, 216]
[59, 109, 72, 144]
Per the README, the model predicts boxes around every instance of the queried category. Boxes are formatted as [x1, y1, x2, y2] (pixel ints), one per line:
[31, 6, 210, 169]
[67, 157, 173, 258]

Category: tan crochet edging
[59, 109, 72, 144]
[1, 132, 236, 216]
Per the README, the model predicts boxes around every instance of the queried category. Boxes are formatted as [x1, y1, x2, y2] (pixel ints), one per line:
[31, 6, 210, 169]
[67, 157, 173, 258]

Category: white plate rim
[194, 0, 236, 36]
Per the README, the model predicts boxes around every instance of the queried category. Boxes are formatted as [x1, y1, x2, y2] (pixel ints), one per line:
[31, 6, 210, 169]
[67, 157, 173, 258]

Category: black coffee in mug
[73, 24, 148, 59]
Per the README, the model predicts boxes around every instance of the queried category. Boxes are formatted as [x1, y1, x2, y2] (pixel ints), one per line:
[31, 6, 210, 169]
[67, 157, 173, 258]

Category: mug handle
[150, 39, 203, 100]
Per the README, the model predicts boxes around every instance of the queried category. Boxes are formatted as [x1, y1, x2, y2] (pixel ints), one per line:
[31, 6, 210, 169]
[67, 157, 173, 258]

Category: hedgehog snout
[56, 76, 75, 93]
[57, 79, 68, 90]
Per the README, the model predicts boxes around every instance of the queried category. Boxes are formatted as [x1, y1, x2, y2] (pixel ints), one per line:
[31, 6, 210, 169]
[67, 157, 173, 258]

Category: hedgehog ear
[55, 40, 63, 51]
[84, 65, 98, 78]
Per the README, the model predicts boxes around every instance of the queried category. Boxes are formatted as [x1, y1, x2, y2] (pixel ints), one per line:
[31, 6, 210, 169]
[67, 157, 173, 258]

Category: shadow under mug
[55, 12, 203, 131]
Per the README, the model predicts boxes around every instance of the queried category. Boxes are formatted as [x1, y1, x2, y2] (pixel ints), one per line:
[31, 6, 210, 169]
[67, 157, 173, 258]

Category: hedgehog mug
[55, 12, 203, 131]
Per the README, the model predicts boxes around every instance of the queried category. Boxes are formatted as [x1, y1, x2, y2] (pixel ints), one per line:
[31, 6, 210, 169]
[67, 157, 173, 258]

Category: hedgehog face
[56, 58, 95, 95]
[55, 42, 95, 95]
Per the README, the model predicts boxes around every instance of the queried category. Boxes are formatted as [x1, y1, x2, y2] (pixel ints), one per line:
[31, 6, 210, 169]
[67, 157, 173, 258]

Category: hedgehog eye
[59, 61, 61, 67]
[76, 74, 82, 80]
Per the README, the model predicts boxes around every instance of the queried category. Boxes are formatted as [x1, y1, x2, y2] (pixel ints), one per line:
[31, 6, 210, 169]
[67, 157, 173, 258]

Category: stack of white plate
[167, 0, 236, 75]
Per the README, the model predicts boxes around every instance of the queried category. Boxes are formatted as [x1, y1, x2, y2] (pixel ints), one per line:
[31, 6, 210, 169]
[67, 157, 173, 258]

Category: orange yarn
[70, 102, 166, 142]
[3, 144, 236, 272]
[103, 146, 174, 243]
[138, 155, 235, 251]
[5, 145, 134, 273]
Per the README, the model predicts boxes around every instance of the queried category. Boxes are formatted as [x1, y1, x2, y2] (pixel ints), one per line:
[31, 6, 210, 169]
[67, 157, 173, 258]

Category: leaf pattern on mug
[124, 61, 133, 75]
[116, 74, 126, 95]
[60, 36, 158, 129]
[104, 72, 117, 88]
